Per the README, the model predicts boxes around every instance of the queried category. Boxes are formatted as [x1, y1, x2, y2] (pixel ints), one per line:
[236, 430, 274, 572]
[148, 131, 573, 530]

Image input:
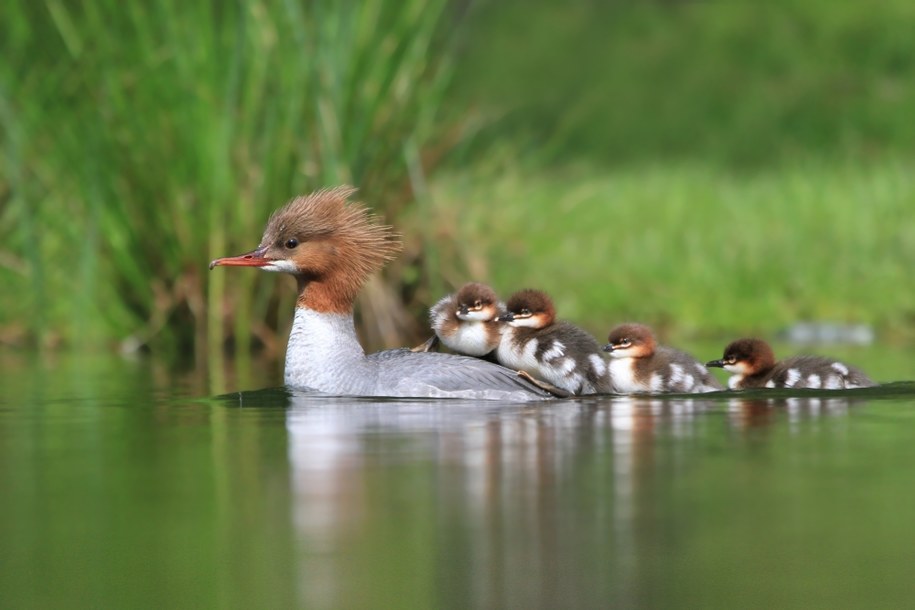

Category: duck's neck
[284, 306, 376, 394]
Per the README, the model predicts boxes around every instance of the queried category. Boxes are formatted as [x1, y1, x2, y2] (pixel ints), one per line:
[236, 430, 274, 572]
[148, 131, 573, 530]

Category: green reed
[0, 0, 454, 370]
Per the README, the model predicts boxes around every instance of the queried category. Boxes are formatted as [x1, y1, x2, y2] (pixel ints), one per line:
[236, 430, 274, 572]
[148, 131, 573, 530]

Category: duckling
[414, 282, 504, 357]
[496, 289, 613, 395]
[706, 338, 875, 390]
[603, 323, 722, 394]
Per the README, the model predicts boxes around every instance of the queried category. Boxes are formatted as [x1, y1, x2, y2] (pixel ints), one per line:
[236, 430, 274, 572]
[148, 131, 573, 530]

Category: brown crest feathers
[456, 282, 499, 306]
[266, 187, 402, 313]
[723, 338, 776, 370]
[265, 186, 402, 272]
[505, 289, 555, 316]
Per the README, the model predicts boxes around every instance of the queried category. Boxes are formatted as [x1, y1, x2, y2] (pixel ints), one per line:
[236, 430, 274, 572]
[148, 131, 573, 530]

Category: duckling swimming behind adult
[603, 323, 722, 394]
[706, 338, 875, 390]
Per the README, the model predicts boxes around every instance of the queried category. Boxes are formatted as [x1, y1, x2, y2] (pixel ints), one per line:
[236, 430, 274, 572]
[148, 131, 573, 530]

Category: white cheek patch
[723, 364, 742, 374]
[608, 346, 635, 359]
[784, 369, 801, 388]
[508, 316, 541, 328]
[458, 309, 492, 322]
[263, 259, 298, 274]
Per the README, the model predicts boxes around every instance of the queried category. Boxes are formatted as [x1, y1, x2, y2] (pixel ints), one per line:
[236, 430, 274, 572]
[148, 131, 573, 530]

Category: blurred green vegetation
[453, 0, 915, 165]
[429, 160, 915, 345]
[429, 0, 915, 346]
[2, 0, 915, 366]
[0, 0, 453, 365]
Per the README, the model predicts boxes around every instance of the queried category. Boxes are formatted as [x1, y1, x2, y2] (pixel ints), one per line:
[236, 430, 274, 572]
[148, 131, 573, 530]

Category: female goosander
[602, 323, 722, 394]
[495, 289, 613, 395]
[209, 187, 553, 401]
[706, 338, 875, 390]
[417, 282, 504, 357]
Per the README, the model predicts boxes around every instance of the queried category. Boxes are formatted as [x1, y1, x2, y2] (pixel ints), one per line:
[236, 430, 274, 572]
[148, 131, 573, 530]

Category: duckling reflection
[726, 396, 864, 432]
[726, 398, 777, 430]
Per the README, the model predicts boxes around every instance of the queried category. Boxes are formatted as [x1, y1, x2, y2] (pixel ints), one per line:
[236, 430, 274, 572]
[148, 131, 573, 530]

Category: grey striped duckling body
[706, 338, 875, 390]
[495, 289, 613, 395]
[603, 323, 722, 394]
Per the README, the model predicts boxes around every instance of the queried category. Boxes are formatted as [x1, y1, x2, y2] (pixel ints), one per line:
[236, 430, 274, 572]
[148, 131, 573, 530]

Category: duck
[495, 289, 613, 395]
[602, 323, 722, 393]
[210, 187, 555, 400]
[416, 282, 504, 357]
[706, 338, 875, 390]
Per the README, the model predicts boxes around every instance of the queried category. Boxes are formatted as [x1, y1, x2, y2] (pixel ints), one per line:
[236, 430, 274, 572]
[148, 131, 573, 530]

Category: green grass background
[2, 0, 914, 369]
[426, 160, 915, 345]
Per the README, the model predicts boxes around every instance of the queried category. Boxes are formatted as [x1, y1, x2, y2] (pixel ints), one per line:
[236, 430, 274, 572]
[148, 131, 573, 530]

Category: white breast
[496, 333, 589, 393]
[609, 358, 643, 393]
[441, 322, 498, 357]
[285, 308, 373, 394]
[496, 334, 542, 376]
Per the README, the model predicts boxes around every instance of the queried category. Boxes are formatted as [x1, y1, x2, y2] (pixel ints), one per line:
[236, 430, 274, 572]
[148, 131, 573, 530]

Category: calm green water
[3, 350, 915, 609]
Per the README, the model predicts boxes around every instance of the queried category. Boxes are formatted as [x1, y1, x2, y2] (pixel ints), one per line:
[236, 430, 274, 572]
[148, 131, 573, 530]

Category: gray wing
[658, 347, 724, 392]
[367, 349, 554, 401]
[776, 356, 875, 389]
[546, 322, 614, 394]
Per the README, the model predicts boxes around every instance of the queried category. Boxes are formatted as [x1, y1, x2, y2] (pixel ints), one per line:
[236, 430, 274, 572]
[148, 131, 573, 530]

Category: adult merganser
[706, 338, 875, 390]
[209, 187, 553, 401]
[602, 323, 722, 394]
[416, 282, 504, 357]
[495, 289, 613, 395]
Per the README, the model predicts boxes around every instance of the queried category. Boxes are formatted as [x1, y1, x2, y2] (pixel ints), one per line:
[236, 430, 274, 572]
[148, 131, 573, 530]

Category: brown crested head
[455, 282, 500, 320]
[455, 282, 498, 309]
[718, 338, 776, 373]
[499, 289, 556, 327]
[211, 186, 402, 312]
[604, 323, 657, 356]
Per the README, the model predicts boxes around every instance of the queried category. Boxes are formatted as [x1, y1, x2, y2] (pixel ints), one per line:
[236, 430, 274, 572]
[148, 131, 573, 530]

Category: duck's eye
[285, 238, 299, 249]
[620, 339, 631, 347]
[520, 308, 531, 316]
[473, 300, 482, 308]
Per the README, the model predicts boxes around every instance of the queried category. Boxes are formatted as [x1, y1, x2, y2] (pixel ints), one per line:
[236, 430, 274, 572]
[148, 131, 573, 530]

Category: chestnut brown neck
[296, 275, 357, 314]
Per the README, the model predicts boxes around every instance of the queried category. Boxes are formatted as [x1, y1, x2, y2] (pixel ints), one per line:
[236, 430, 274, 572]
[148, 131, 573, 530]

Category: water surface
[2, 351, 915, 609]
